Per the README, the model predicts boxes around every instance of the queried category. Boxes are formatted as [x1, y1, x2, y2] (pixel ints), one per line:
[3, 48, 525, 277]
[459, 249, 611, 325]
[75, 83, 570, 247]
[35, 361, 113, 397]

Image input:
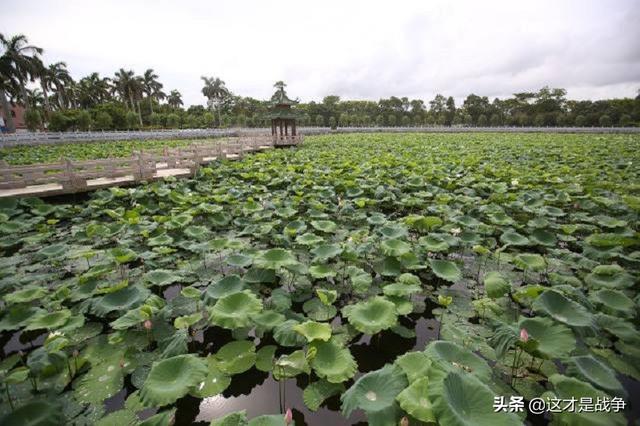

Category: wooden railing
[0, 135, 302, 197]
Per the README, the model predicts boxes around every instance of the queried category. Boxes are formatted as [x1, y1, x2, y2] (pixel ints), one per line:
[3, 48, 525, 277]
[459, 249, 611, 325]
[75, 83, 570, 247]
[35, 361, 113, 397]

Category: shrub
[575, 114, 586, 127]
[165, 113, 180, 128]
[94, 111, 113, 130]
[48, 112, 70, 132]
[125, 111, 139, 129]
[315, 115, 324, 127]
[77, 110, 92, 131]
[599, 114, 612, 127]
[477, 114, 488, 126]
[24, 109, 42, 131]
[619, 114, 632, 127]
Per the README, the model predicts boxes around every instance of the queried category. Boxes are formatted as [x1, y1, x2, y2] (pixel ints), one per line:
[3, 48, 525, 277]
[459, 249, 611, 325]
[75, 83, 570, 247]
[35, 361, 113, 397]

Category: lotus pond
[0, 132, 639, 425]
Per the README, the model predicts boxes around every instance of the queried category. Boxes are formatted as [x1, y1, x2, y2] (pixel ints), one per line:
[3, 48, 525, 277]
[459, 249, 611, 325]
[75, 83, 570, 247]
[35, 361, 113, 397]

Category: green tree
[201, 76, 229, 126]
[387, 114, 397, 126]
[48, 111, 69, 131]
[401, 115, 411, 126]
[599, 114, 612, 127]
[24, 108, 41, 131]
[619, 114, 632, 127]
[125, 110, 139, 129]
[142, 68, 164, 114]
[575, 114, 586, 127]
[77, 110, 92, 130]
[166, 113, 180, 128]
[315, 114, 324, 126]
[328, 116, 337, 129]
[95, 111, 112, 129]
[167, 89, 183, 109]
[477, 114, 488, 126]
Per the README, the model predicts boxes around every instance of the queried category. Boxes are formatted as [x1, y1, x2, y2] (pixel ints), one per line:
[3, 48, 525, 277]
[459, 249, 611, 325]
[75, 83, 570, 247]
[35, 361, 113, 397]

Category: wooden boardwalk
[0, 135, 302, 198]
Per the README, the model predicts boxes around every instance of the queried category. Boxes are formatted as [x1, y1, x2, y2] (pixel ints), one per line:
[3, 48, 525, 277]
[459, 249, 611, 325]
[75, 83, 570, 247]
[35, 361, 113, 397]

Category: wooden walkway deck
[0, 135, 302, 198]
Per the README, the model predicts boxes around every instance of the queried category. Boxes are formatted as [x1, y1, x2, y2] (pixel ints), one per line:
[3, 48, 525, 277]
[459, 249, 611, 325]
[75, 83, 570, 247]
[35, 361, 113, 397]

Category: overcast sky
[2, 0, 639, 107]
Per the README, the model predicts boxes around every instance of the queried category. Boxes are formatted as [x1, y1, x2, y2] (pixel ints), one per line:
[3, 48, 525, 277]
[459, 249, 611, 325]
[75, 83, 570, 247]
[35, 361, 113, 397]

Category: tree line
[1, 33, 639, 133]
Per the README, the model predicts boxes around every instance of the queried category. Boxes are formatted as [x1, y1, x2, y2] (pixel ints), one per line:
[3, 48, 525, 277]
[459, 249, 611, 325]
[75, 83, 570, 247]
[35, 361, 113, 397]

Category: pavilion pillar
[285, 121, 288, 136]
[279, 121, 283, 139]
[292, 122, 296, 136]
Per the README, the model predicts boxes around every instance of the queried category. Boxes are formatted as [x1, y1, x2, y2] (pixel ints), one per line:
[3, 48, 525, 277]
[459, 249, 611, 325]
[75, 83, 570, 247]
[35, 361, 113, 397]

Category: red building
[0, 104, 26, 130]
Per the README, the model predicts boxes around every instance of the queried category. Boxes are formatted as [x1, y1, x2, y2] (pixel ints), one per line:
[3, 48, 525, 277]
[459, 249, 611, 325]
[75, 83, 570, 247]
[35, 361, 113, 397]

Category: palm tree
[0, 33, 43, 132]
[201, 76, 229, 126]
[48, 62, 73, 110]
[113, 69, 143, 125]
[142, 69, 165, 114]
[77, 72, 111, 108]
[167, 90, 183, 109]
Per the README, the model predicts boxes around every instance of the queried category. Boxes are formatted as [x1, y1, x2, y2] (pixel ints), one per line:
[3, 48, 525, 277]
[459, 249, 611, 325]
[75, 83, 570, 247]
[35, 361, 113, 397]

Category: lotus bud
[520, 328, 529, 343]
[284, 408, 293, 425]
[143, 320, 153, 330]
[400, 417, 410, 426]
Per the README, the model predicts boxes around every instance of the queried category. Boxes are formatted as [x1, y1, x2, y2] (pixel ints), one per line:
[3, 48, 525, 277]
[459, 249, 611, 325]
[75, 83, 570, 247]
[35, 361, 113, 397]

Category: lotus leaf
[343, 296, 398, 335]
[140, 354, 208, 406]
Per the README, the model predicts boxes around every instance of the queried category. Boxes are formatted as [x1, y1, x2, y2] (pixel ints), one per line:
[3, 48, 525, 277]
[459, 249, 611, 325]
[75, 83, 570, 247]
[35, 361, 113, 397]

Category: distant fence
[1, 126, 639, 147]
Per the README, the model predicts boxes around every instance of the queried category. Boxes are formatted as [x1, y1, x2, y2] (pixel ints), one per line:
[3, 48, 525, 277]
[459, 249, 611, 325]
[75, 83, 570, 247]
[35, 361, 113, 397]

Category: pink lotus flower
[143, 320, 153, 330]
[520, 328, 529, 343]
[284, 408, 293, 425]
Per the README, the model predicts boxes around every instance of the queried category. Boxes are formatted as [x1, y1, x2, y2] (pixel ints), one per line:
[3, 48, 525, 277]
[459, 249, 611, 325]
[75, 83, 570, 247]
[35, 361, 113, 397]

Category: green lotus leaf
[144, 269, 183, 287]
[585, 232, 636, 248]
[255, 345, 278, 372]
[303, 380, 345, 411]
[174, 312, 203, 329]
[380, 238, 412, 257]
[386, 295, 413, 315]
[284, 219, 307, 236]
[565, 355, 625, 396]
[500, 231, 530, 246]
[395, 351, 432, 383]
[25, 309, 72, 331]
[215, 340, 257, 375]
[518, 316, 576, 358]
[209, 290, 263, 329]
[590, 289, 635, 316]
[0, 400, 64, 426]
[484, 271, 511, 299]
[273, 349, 310, 379]
[316, 288, 338, 305]
[311, 243, 343, 261]
[251, 310, 286, 331]
[269, 288, 292, 312]
[295, 232, 325, 246]
[377, 256, 402, 276]
[110, 247, 138, 264]
[226, 254, 253, 268]
[343, 296, 398, 335]
[429, 371, 521, 426]
[424, 340, 492, 381]
[379, 224, 409, 239]
[205, 275, 246, 300]
[210, 411, 249, 426]
[180, 286, 201, 299]
[513, 253, 546, 271]
[596, 314, 640, 343]
[584, 264, 634, 289]
[418, 235, 450, 252]
[147, 233, 174, 247]
[341, 363, 407, 417]
[138, 408, 177, 426]
[37, 243, 68, 259]
[254, 249, 298, 269]
[310, 340, 358, 383]
[382, 282, 422, 297]
[274, 319, 308, 347]
[0, 305, 39, 331]
[303, 298, 338, 321]
[547, 374, 626, 426]
[533, 290, 593, 327]
[184, 225, 209, 240]
[367, 212, 387, 225]
[140, 354, 208, 407]
[529, 228, 557, 246]
[311, 220, 337, 233]
[93, 285, 150, 316]
[396, 377, 435, 423]
[429, 259, 462, 283]
[309, 264, 336, 279]
[3, 286, 47, 304]
[293, 321, 332, 342]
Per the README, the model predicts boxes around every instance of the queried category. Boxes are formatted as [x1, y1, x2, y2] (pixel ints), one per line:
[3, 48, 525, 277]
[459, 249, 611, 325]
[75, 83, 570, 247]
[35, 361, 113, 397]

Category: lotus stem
[5, 383, 13, 410]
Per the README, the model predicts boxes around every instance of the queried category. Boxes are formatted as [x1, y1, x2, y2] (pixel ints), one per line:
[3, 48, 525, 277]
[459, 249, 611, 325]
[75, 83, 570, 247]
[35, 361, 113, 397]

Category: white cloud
[2, 0, 639, 106]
